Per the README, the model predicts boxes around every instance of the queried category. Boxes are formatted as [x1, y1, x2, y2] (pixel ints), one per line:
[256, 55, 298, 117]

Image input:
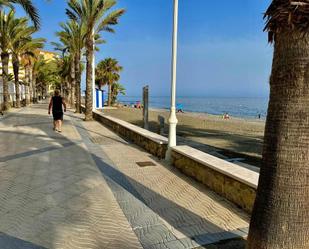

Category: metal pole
[166, 0, 179, 160]
[92, 29, 96, 111]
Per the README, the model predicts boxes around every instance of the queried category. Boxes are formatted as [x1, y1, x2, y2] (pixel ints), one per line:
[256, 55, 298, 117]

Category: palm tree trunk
[247, 31, 309, 249]
[64, 80, 69, 101]
[1, 52, 10, 110]
[85, 37, 94, 121]
[31, 69, 37, 103]
[25, 66, 30, 105]
[108, 83, 112, 106]
[75, 52, 81, 113]
[33, 77, 37, 103]
[70, 57, 75, 109]
[65, 82, 70, 104]
[27, 65, 33, 104]
[12, 55, 21, 108]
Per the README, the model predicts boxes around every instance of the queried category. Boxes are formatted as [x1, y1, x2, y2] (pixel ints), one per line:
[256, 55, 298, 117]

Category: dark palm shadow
[197, 238, 246, 249]
[13, 121, 52, 127]
[0, 232, 47, 249]
[0, 141, 76, 163]
[0, 130, 70, 141]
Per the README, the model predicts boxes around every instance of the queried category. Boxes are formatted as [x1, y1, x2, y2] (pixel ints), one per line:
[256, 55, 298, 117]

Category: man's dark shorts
[52, 111, 63, 121]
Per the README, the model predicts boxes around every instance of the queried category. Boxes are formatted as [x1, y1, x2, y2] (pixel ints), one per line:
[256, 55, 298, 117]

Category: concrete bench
[172, 145, 259, 213]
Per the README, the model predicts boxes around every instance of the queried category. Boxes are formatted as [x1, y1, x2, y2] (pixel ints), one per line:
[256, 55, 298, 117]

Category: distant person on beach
[258, 114, 261, 119]
[176, 103, 184, 113]
[135, 101, 141, 109]
[48, 89, 66, 132]
[223, 113, 230, 119]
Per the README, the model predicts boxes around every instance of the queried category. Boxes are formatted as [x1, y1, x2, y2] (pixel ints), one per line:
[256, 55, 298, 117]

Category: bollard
[143, 85, 149, 129]
[158, 115, 165, 135]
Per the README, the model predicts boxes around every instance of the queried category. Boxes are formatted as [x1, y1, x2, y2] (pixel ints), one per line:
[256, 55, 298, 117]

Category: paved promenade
[0, 103, 249, 249]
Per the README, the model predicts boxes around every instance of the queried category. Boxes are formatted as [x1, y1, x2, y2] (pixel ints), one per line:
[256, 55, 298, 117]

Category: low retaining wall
[172, 146, 259, 213]
[81, 106, 168, 158]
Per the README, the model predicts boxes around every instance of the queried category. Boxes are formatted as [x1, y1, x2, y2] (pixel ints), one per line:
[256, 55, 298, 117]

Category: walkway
[0, 103, 249, 249]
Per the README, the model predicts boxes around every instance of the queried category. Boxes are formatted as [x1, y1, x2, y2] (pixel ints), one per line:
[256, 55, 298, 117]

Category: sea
[118, 96, 269, 119]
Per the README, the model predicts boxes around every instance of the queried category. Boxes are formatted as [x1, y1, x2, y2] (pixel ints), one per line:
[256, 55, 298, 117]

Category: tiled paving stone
[0, 104, 143, 249]
[0, 103, 250, 249]
[72, 112, 250, 248]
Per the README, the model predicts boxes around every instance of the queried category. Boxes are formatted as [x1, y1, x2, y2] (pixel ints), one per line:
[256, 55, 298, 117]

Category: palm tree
[95, 58, 122, 106]
[30, 58, 61, 99]
[247, 1, 309, 248]
[0, 10, 17, 110]
[111, 82, 125, 105]
[54, 20, 86, 112]
[0, 0, 40, 29]
[10, 20, 45, 107]
[55, 58, 70, 95]
[15, 38, 45, 106]
[52, 40, 74, 107]
[21, 49, 36, 104]
[32, 55, 47, 103]
[66, 0, 125, 120]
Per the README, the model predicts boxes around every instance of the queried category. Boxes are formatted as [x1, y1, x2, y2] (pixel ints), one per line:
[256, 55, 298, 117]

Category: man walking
[48, 90, 66, 132]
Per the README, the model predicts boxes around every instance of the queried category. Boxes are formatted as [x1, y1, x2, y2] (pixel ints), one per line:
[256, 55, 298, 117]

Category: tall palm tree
[247, 1, 309, 248]
[32, 55, 47, 103]
[54, 20, 86, 112]
[36, 59, 60, 98]
[15, 38, 45, 106]
[0, 10, 17, 110]
[53, 58, 70, 95]
[0, 0, 40, 29]
[10, 20, 45, 107]
[52, 40, 75, 106]
[66, 0, 125, 120]
[21, 49, 36, 104]
[95, 58, 122, 106]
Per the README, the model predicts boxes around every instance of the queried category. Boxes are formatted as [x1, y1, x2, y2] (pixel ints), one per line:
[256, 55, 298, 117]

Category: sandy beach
[102, 106, 265, 167]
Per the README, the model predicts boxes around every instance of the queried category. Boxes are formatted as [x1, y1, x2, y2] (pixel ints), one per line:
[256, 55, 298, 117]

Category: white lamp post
[166, 0, 179, 160]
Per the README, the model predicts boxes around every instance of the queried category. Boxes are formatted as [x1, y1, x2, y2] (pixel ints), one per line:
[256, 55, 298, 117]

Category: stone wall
[172, 148, 257, 213]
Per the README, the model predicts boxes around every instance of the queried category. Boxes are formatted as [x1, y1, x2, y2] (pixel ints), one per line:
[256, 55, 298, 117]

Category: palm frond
[264, 0, 309, 42]
[10, 0, 40, 29]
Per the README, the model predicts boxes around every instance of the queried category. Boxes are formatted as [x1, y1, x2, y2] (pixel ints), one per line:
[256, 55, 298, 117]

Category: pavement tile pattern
[0, 103, 249, 249]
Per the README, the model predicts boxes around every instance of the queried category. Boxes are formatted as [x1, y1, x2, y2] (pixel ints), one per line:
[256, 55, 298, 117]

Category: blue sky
[17, 0, 273, 98]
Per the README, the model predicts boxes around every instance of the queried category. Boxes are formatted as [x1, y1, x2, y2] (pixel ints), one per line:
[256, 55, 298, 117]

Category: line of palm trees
[52, 0, 125, 120]
[0, 0, 45, 110]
